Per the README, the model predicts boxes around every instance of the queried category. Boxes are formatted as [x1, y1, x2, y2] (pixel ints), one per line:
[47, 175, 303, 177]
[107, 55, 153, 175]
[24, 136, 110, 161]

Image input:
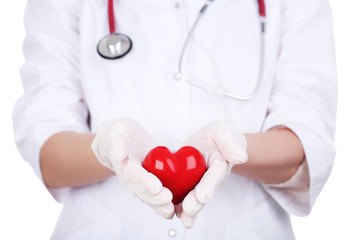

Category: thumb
[213, 126, 248, 164]
[92, 120, 131, 167]
[123, 118, 157, 156]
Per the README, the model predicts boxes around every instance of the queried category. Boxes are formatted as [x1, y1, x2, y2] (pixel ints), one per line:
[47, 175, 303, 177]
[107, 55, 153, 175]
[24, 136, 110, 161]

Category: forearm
[40, 131, 115, 188]
[232, 128, 305, 184]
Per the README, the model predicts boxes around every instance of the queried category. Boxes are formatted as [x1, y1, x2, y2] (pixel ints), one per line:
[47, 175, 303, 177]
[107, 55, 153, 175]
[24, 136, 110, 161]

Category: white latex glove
[91, 118, 175, 219]
[176, 122, 248, 228]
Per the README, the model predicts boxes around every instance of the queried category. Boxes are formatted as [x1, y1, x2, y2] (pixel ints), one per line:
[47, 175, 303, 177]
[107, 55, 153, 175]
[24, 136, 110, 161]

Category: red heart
[142, 146, 206, 205]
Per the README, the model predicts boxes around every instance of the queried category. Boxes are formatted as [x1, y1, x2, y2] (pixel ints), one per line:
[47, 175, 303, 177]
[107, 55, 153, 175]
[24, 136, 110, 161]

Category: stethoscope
[97, 0, 266, 101]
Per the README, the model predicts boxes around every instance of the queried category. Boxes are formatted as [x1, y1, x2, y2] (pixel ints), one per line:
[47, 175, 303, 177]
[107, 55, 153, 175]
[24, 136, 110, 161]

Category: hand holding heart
[174, 122, 248, 228]
[92, 118, 175, 219]
[92, 119, 248, 228]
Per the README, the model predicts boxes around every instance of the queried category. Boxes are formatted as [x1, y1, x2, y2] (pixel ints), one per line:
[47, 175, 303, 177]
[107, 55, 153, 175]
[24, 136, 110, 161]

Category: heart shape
[142, 146, 206, 205]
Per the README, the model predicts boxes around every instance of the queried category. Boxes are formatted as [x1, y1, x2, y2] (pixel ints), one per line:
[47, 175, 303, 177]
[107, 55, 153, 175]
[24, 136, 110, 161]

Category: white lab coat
[13, 0, 337, 239]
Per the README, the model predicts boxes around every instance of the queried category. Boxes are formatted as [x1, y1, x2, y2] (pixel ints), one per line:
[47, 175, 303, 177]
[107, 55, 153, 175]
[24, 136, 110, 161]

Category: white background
[0, 1, 359, 239]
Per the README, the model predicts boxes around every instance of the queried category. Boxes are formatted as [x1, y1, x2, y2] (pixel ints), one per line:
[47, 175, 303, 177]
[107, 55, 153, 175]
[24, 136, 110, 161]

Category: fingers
[126, 162, 162, 194]
[151, 202, 175, 219]
[180, 211, 197, 229]
[93, 118, 175, 220]
[175, 158, 231, 229]
[126, 162, 173, 204]
[175, 193, 201, 229]
[195, 158, 230, 204]
[181, 121, 248, 165]
[212, 125, 248, 164]
[175, 204, 198, 228]
[92, 118, 157, 168]
[175, 203, 183, 219]
[125, 161, 175, 219]
[124, 119, 157, 156]
[140, 188, 173, 206]
[182, 190, 204, 216]
[92, 120, 131, 167]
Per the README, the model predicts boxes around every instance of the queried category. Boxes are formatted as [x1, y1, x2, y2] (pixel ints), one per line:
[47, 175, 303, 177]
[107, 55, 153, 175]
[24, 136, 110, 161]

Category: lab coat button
[168, 229, 176, 237]
[175, 2, 180, 9]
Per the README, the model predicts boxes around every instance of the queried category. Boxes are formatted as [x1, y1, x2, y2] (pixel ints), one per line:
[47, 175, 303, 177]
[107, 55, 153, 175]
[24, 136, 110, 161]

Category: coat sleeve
[12, 0, 88, 202]
[261, 0, 337, 216]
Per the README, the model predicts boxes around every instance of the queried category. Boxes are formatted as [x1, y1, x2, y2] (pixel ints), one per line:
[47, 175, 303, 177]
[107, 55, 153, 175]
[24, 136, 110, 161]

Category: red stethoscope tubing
[258, 0, 266, 18]
[108, 0, 116, 34]
[107, 0, 266, 34]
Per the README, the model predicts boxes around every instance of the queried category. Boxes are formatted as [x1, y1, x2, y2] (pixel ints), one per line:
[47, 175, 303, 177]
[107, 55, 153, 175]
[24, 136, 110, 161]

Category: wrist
[232, 129, 305, 183]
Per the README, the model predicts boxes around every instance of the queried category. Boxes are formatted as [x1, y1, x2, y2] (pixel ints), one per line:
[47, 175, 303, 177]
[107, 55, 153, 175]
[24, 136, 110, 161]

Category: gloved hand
[91, 118, 175, 219]
[176, 122, 248, 228]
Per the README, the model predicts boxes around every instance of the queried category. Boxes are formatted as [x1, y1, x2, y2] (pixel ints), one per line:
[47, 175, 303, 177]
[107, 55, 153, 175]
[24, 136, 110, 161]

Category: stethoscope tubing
[102, 0, 267, 101]
[258, 0, 266, 17]
[108, 0, 116, 34]
[175, 0, 266, 101]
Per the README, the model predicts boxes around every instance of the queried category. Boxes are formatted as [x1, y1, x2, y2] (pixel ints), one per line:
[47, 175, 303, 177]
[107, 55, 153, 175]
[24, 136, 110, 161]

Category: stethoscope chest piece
[97, 33, 132, 59]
